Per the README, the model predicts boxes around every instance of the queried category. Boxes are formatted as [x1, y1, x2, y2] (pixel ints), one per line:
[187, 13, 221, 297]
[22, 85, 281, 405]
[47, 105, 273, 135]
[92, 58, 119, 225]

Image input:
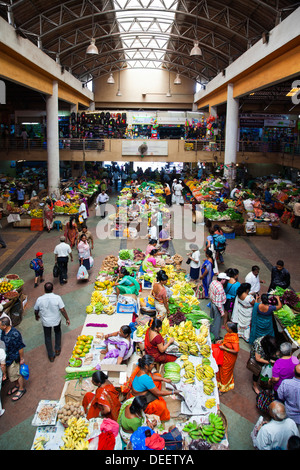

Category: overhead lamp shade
[166, 90, 172, 97]
[174, 73, 181, 85]
[116, 89, 122, 96]
[107, 73, 115, 84]
[190, 41, 202, 56]
[86, 39, 98, 55]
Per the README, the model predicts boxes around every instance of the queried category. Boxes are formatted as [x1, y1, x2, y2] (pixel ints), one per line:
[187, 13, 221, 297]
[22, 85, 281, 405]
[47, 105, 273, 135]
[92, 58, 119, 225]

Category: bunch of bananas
[205, 398, 216, 409]
[60, 417, 89, 450]
[182, 420, 203, 440]
[33, 436, 49, 450]
[166, 320, 199, 356]
[203, 378, 215, 395]
[200, 413, 225, 443]
[200, 344, 211, 358]
[136, 324, 148, 338]
[103, 304, 115, 315]
[195, 364, 215, 381]
[90, 291, 110, 307]
[182, 359, 195, 384]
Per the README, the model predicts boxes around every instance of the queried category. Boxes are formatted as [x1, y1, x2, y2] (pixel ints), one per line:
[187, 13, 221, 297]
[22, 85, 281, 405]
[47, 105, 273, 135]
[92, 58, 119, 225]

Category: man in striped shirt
[209, 273, 229, 342]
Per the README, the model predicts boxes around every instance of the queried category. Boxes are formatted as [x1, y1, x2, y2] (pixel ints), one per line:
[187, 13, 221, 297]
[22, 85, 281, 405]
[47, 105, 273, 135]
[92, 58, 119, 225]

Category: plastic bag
[77, 265, 89, 280]
[20, 363, 29, 380]
[130, 426, 154, 450]
[89, 256, 94, 268]
[53, 263, 60, 278]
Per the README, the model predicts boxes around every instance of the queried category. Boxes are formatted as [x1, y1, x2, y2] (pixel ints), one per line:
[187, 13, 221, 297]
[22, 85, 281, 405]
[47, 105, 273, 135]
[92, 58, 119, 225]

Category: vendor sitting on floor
[144, 318, 177, 364]
[115, 267, 140, 297]
[101, 325, 133, 365]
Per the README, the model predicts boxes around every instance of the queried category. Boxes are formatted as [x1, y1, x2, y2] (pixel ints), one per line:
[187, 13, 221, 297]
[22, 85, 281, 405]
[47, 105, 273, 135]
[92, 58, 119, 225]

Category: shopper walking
[34, 282, 70, 362]
[30, 252, 44, 288]
[0, 340, 6, 415]
[96, 190, 109, 219]
[0, 317, 26, 401]
[54, 236, 73, 285]
[208, 273, 229, 342]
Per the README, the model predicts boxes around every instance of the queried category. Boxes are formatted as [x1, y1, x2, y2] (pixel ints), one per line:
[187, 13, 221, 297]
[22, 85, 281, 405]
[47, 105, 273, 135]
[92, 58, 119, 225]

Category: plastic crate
[116, 301, 139, 314]
[30, 218, 44, 231]
[224, 231, 235, 239]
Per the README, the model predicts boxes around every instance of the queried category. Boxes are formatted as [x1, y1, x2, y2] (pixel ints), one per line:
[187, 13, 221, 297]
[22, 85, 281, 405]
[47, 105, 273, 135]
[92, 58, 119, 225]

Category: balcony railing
[0, 137, 299, 156]
[184, 139, 300, 155]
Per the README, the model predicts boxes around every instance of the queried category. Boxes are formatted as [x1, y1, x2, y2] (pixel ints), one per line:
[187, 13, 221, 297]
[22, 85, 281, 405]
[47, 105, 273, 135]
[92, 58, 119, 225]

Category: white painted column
[46, 80, 60, 197]
[224, 83, 239, 185]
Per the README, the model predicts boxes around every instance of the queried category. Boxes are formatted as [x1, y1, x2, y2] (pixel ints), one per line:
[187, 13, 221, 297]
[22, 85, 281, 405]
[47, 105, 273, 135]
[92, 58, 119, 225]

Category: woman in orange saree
[121, 355, 180, 422]
[216, 322, 239, 393]
[82, 371, 121, 421]
[64, 215, 78, 248]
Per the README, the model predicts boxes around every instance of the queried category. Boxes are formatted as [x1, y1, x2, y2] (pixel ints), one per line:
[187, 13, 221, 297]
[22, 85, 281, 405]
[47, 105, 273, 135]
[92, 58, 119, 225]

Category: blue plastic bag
[130, 426, 154, 450]
[20, 364, 29, 380]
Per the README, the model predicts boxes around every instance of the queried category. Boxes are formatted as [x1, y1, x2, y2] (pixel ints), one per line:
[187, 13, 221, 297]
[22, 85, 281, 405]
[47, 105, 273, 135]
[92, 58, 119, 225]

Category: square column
[224, 83, 239, 186]
[46, 80, 60, 197]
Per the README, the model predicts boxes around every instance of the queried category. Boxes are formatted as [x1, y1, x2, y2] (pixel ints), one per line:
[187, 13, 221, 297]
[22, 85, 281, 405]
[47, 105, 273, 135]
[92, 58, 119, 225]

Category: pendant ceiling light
[190, 40, 202, 56]
[190, 1, 202, 56]
[107, 73, 115, 84]
[86, 38, 98, 55]
[86, 1, 98, 55]
[174, 73, 181, 85]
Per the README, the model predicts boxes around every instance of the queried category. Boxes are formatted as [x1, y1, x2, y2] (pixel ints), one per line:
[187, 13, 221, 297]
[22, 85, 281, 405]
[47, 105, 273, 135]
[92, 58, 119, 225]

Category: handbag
[195, 284, 205, 300]
[256, 389, 275, 413]
[53, 263, 60, 278]
[246, 356, 262, 376]
[186, 258, 191, 265]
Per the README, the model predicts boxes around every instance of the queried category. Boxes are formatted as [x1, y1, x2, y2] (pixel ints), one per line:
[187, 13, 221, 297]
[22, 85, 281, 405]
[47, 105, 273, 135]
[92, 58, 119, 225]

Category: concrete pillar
[224, 83, 239, 186]
[46, 81, 60, 197]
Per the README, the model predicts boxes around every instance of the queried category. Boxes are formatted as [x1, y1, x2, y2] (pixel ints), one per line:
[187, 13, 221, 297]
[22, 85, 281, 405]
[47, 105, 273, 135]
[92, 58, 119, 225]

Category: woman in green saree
[116, 267, 140, 296]
[118, 396, 157, 444]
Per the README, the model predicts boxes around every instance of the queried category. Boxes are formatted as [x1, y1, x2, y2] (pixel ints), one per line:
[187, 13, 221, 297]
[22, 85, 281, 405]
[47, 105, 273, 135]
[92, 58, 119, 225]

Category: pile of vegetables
[270, 287, 300, 309]
[163, 362, 181, 383]
[119, 249, 134, 260]
[274, 305, 299, 327]
[168, 309, 186, 326]
[185, 308, 212, 329]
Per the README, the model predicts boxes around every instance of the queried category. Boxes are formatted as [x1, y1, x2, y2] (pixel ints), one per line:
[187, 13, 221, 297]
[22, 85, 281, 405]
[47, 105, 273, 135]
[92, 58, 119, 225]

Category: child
[30, 252, 44, 288]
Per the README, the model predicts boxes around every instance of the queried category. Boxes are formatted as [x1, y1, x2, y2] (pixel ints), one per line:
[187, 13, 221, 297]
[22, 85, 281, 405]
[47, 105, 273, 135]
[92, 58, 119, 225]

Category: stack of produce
[57, 403, 85, 426]
[163, 362, 181, 383]
[71, 335, 93, 359]
[162, 320, 199, 356]
[100, 256, 118, 272]
[183, 413, 225, 444]
[60, 416, 90, 450]
[0, 280, 14, 293]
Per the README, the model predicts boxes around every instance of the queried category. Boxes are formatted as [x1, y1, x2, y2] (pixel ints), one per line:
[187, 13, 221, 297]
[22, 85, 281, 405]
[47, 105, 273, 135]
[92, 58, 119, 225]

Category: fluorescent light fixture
[86, 39, 98, 55]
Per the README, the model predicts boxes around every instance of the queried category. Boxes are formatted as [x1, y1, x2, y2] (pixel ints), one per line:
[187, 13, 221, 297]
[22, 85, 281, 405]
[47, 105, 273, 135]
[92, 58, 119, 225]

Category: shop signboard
[122, 140, 168, 156]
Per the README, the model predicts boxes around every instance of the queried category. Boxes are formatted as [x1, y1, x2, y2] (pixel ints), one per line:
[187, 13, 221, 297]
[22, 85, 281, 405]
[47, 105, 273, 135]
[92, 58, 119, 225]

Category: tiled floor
[0, 193, 299, 450]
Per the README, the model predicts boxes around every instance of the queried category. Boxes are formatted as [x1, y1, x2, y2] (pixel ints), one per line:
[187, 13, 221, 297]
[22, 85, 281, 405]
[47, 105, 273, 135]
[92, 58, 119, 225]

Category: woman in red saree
[121, 355, 180, 422]
[82, 371, 121, 421]
[64, 215, 78, 248]
[216, 322, 239, 393]
[44, 199, 54, 232]
[144, 318, 177, 364]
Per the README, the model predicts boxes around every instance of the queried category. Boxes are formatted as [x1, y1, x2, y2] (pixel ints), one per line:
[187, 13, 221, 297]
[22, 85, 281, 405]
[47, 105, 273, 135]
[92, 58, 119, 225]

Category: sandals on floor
[7, 386, 19, 396]
[11, 389, 26, 401]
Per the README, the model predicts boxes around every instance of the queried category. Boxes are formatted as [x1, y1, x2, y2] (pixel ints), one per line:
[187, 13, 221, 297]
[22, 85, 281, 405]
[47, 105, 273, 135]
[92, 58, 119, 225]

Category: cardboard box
[100, 364, 128, 388]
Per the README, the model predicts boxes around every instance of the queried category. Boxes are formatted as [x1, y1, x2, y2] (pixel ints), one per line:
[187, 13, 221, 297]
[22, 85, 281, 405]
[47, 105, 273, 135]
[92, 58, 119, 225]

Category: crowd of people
[0, 166, 299, 452]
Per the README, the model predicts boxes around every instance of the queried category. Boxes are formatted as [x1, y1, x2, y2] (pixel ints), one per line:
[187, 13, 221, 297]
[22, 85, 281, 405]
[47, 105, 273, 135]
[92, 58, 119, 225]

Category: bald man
[255, 400, 299, 450]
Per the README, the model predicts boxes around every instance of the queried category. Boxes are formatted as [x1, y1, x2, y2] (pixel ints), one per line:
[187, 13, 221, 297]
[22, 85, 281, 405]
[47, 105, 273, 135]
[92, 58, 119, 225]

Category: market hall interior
[0, 1, 300, 452]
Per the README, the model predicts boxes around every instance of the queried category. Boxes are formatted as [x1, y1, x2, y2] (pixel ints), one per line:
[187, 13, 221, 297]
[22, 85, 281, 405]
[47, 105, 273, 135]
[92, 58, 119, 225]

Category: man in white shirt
[79, 199, 88, 227]
[255, 401, 299, 450]
[245, 265, 265, 298]
[34, 282, 70, 362]
[96, 190, 109, 218]
[54, 236, 73, 285]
